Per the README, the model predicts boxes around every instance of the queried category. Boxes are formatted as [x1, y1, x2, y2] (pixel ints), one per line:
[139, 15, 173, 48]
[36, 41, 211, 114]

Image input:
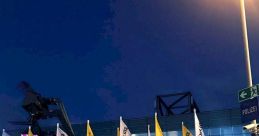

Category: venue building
[71, 108, 248, 136]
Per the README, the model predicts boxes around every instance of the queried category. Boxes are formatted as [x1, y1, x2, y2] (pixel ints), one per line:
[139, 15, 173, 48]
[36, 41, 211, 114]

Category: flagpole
[57, 123, 59, 136]
[28, 126, 31, 134]
[87, 120, 89, 136]
[182, 122, 184, 136]
[147, 124, 150, 136]
[119, 116, 122, 136]
[87, 120, 90, 128]
[193, 109, 196, 136]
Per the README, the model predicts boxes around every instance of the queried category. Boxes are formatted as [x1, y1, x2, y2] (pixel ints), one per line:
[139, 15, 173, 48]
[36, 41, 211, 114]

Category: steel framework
[156, 92, 200, 116]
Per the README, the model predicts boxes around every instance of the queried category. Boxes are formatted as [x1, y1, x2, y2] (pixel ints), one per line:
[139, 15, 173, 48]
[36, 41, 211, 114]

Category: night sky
[0, 0, 259, 129]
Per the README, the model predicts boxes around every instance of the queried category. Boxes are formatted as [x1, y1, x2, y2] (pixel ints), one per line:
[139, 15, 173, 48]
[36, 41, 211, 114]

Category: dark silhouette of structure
[156, 92, 200, 116]
[12, 81, 75, 136]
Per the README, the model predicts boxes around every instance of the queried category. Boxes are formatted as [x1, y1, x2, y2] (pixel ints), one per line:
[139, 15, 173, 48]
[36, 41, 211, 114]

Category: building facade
[7, 108, 250, 136]
[72, 108, 249, 136]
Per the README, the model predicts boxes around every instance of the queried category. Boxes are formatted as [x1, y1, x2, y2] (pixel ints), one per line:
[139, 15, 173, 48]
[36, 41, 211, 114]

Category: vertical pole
[86, 120, 89, 136]
[147, 124, 150, 136]
[240, 0, 253, 87]
[240, 1, 255, 135]
[252, 120, 257, 134]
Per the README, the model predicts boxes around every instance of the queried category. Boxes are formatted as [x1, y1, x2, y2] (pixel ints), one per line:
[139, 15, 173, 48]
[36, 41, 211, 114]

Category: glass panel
[210, 127, 221, 136]
[232, 125, 243, 135]
[221, 127, 233, 135]
[132, 125, 253, 136]
[166, 131, 179, 136]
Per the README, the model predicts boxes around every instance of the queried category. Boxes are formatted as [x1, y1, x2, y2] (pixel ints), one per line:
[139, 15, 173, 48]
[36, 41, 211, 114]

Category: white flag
[147, 125, 151, 136]
[56, 123, 68, 136]
[120, 117, 131, 136]
[2, 129, 10, 136]
[194, 109, 205, 136]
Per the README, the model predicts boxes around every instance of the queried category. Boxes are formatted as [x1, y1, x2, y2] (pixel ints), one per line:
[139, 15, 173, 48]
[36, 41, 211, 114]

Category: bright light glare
[194, 0, 259, 22]
[197, 0, 258, 12]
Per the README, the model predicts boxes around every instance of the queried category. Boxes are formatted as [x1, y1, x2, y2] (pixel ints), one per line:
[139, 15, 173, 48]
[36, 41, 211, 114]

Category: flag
[194, 109, 205, 136]
[21, 132, 38, 136]
[147, 124, 151, 136]
[56, 123, 68, 136]
[28, 126, 33, 136]
[120, 116, 131, 136]
[86, 120, 94, 136]
[21, 134, 38, 136]
[21, 126, 38, 136]
[155, 113, 163, 136]
[2, 129, 10, 136]
[117, 127, 120, 136]
[182, 122, 193, 136]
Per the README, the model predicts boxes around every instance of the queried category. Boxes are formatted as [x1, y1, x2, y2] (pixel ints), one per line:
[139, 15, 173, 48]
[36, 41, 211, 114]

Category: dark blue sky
[0, 0, 259, 129]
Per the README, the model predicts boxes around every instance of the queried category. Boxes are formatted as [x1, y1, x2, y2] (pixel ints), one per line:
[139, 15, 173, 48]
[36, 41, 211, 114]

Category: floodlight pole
[240, 0, 253, 87]
[239, 0, 257, 135]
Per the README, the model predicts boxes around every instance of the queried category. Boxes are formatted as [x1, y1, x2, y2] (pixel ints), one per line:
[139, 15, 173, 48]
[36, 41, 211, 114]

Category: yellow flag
[155, 113, 163, 136]
[86, 120, 94, 136]
[28, 126, 33, 136]
[182, 122, 193, 136]
[117, 127, 120, 136]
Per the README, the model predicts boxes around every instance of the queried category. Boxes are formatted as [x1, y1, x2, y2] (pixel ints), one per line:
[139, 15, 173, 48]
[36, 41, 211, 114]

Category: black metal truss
[156, 92, 200, 116]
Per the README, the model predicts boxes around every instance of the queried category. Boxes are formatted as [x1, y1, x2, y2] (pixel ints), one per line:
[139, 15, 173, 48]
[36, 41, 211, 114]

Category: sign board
[240, 97, 259, 123]
[238, 85, 259, 102]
